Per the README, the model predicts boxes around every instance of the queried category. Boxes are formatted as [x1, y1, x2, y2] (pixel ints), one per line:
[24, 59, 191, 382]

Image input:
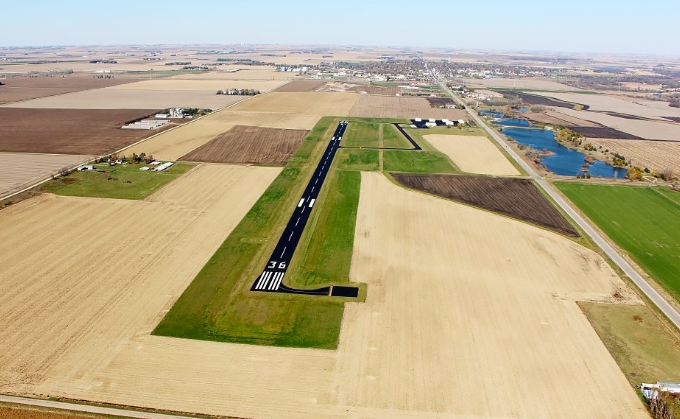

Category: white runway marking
[288, 231, 294, 241]
[309, 199, 315, 208]
[295, 217, 300, 226]
[280, 247, 287, 258]
[297, 198, 305, 207]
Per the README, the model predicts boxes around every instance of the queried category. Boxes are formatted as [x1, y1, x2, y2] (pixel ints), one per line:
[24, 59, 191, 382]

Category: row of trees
[216, 88, 261, 96]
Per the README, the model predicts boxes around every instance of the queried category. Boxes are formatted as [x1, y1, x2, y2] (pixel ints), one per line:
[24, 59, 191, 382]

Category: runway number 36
[268, 261, 287, 269]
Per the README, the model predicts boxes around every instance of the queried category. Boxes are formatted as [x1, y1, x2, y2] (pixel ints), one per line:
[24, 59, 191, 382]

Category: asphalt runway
[251, 121, 355, 297]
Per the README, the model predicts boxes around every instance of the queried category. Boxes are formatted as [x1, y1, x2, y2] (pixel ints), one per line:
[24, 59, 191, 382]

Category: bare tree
[661, 167, 675, 181]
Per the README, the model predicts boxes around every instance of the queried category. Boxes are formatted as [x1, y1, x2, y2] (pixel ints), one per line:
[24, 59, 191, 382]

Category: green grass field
[337, 148, 379, 171]
[40, 163, 193, 200]
[382, 123, 411, 148]
[383, 150, 458, 174]
[557, 183, 680, 301]
[154, 117, 361, 349]
[343, 121, 380, 147]
[580, 302, 680, 385]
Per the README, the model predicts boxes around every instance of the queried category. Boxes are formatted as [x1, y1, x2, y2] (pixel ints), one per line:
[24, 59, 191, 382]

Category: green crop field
[154, 117, 362, 349]
[41, 162, 193, 200]
[557, 183, 680, 300]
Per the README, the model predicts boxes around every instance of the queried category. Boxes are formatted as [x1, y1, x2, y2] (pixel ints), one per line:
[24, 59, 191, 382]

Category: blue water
[501, 127, 627, 178]
[492, 118, 530, 128]
[478, 110, 504, 118]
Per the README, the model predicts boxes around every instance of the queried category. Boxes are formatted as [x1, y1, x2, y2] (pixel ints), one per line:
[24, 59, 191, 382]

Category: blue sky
[1, 0, 678, 55]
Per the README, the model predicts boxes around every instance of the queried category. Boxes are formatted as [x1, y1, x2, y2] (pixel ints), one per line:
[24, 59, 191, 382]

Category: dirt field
[122, 110, 321, 161]
[229, 91, 359, 115]
[2, 87, 246, 110]
[0, 153, 91, 198]
[426, 97, 455, 107]
[425, 134, 520, 176]
[526, 110, 599, 127]
[0, 76, 136, 104]
[180, 125, 309, 165]
[587, 138, 680, 173]
[349, 95, 468, 119]
[170, 66, 293, 81]
[0, 108, 169, 155]
[393, 173, 577, 236]
[554, 108, 680, 141]
[274, 79, 326, 92]
[108, 78, 286, 92]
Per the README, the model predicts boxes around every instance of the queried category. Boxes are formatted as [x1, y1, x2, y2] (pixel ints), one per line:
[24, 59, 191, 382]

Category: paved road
[251, 121, 347, 295]
[0, 395, 199, 419]
[433, 73, 680, 331]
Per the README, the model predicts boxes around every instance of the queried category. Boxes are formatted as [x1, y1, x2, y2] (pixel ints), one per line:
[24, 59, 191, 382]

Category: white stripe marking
[295, 217, 300, 226]
[311, 187, 315, 193]
[258, 271, 273, 290]
[269, 273, 282, 290]
[280, 247, 287, 258]
[315, 178, 318, 184]
[298, 198, 305, 207]
[255, 272, 266, 289]
[309, 199, 316, 208]
[273, 273, 284, 290]
[288, 231, 294, 241]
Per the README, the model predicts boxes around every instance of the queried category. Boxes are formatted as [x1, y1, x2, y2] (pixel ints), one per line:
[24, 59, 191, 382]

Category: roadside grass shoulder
[40, 163, 194, 200]
[154, 116, 356, 349]
[556, 183, 680, 302]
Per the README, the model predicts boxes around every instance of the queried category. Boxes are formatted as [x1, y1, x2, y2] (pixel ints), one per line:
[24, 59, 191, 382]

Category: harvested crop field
[122, 110, 321, 161]
[533, 92, 680, 120]
[180, 125, 309, 165]
[229, 92, 359, 115]
[2, 87, 246, 110]
[274, 79, 326, 92]
[425, 134, 519, 176]
[0, 76, 137, 104]
[0, 164, 281, 399]
[501, 91, 587, 109]
[0, 153, 90, 198]
[108, 79, 286, 93]
[349, 95, 467, 119]
[461, 77, 581, 91]
[587, 138, 680, 173]
[0, 170, 648, 419]
[555, 108, 680, 141]
[567, 125, 642, 140]
[0, 108, 168, 155]
[392, 173, 578, 236]
[525, 110, 599, 127]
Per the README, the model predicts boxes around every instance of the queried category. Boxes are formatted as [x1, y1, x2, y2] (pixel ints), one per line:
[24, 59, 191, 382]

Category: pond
[501, 127, 627, 178]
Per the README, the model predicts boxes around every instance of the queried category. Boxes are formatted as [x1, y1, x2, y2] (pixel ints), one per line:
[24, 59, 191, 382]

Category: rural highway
[251, 121, 358, 297]
[432, 72, 680, 331]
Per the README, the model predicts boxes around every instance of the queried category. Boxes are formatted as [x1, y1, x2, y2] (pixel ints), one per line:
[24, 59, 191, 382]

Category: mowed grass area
[383, 150, 458, 174]
[557, 183, 680, 301]
[343, 121, 380, 147]
[154, 117, 359, 349]
[287, 170, 361, 288]
[382, 123, 412, 148]
[40, 163, 193, 200]
[580, 303, 680, 385]
[337, 148, 379, 171]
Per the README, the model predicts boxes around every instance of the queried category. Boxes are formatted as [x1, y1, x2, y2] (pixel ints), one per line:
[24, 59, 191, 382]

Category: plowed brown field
[180, 125, 309, 165]
[349, 95, 467, 119]
[0, 108, 167, 155]
[229, 91, 358, 115]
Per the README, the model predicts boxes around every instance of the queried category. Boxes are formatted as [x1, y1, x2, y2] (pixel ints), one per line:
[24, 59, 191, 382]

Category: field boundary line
[0, 395, 205, 419]
[435, 72, 680, 332]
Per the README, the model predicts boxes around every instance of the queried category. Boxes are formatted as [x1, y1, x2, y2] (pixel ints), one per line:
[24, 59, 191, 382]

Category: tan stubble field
[0, 167, 649, 419]
[425, 134, 520, 176]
